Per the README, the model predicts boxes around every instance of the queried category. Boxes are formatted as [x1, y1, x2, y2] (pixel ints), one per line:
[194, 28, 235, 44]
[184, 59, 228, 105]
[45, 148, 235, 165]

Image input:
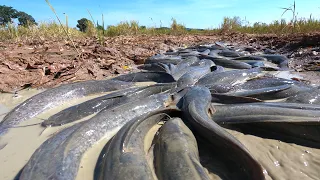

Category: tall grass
[0, 21, 83, 42]
[217, 1, 320, 34]
[104, 18, 188, 36]
[219, 16, 320, 34]
[45, 0, 80, 54]
[1, 15, 320, 42]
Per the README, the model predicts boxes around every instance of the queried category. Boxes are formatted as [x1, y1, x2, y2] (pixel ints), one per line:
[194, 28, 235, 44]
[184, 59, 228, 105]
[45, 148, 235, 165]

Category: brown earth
[1, 33, 320, 92]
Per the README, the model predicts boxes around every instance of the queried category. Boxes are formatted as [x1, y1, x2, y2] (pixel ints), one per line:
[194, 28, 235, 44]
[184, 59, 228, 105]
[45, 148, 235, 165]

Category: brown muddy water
[0, 74, 319, 180]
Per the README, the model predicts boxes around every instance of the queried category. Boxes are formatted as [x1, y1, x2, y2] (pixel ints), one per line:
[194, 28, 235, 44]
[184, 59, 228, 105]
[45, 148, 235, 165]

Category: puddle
[0, 82, 156, 180]
[227, 129, 320, 179]
[0, 88, 116, 180]
[272, 70, 303, 80]
[0, 76, 319, 180]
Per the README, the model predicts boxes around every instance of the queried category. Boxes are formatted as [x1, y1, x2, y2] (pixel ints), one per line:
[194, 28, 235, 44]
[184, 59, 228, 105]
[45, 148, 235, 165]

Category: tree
[0, 5, 18, 25]
[0, 5, 36, 26]
[96, 21, 104, 31]
[16, 11, 37, 26]
[96, 25, 104, 31]
[77, 18, 92, 32]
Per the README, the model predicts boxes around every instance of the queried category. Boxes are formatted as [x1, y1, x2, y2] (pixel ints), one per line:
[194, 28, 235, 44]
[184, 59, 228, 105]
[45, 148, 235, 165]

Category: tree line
[0, 5, 99, 32]
[0, 5, 37, 26]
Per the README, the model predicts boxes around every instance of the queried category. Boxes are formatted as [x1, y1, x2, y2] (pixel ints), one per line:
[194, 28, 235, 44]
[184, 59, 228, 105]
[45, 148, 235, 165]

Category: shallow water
[0, 89, 114, 180]
[0, 74, 319, 180]
[0, 82, 156, 180]
[227, 129, 320, 180]
[272, 70, 303, 80]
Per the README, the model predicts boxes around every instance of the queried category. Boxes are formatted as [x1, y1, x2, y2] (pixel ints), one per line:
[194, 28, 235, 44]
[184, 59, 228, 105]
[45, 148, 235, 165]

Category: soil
[1, 33, 320, 180]
[1, 32, 320, 92]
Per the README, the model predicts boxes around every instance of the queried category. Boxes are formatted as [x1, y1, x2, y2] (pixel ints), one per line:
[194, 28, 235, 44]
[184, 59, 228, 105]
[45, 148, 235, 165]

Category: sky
[2, 0, 320, 29]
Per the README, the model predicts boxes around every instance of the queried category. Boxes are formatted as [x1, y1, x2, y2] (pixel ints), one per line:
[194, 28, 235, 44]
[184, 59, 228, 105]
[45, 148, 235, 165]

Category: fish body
[286, 86, 320, 104]
[181, 86, 265, 180]
[212, 102, 320, 124]
[176, 60, 212, 90]
[154, 117, 211, 180]
[19, 122, 85, 180]
[0, 80, 134, 135]
[97, 109, 179, 180]
[259, 54, 289, 69]
[112, 72, 175, 83]
[20, 93, 173, 180]
[196, 68, 263, 88]
[43, 83, 176, 127]
[231, 56, 267, 61]
[145, 55, 183, 65]
[200, 54, 252, 69]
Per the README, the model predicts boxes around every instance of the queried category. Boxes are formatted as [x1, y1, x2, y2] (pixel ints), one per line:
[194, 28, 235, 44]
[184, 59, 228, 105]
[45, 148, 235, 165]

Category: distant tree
[96, 25, 104, 31]
[16, 11, 37, 26]
[96, 21, 104, 31]
[77, 18, 92, 32]
[0, 5, 36, 26]
[0, 5, 18, 25]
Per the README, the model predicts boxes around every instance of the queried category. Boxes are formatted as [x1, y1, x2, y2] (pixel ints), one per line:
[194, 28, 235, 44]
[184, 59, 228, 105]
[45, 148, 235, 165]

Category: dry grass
[1, 15, 320, 42]
[104, 18, 188, 36]
[0, 21, 83, 42]
[219, 16, 320, 34]
[0, 0, 318, 42]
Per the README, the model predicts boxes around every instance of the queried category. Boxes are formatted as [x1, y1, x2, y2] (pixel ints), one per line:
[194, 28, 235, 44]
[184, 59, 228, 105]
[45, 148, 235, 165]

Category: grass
[218, 1, 320, 34]
[0, 0, 319, 43]
[45, 0, 80, 54]
[1, 10, 320, 42]
[219, 16, 320, 34]
[0, 21, 83, 42]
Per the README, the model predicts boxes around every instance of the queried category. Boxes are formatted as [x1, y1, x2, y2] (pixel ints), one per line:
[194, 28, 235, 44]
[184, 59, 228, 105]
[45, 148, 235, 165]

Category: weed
[280, 0, 299, 33]
[0, 21, 83, 42]
[170, 18, 187, 35]
[45, 0, 80, 54]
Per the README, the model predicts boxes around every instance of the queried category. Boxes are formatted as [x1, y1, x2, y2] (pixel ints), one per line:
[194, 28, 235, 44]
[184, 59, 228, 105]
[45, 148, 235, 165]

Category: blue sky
[2, 0, 320, 29]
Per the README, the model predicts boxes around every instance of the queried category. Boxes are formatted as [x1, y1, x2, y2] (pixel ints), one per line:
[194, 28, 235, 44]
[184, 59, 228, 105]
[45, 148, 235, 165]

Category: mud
[1, 33, 320, 179]
[0, 82, 154, 180]
[0, 35, 220, 92]
[1, 33, 320, 92]
[1, 81, 320, 180]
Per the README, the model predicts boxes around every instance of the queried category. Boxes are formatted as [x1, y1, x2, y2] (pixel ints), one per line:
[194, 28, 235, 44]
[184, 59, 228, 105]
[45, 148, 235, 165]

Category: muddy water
[227, 129, 320, 180]
[0, 82, 156, 180]
[0, 75, 320, 180]
[272, 70, 303, 80]
[0, 89, 115, 180]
